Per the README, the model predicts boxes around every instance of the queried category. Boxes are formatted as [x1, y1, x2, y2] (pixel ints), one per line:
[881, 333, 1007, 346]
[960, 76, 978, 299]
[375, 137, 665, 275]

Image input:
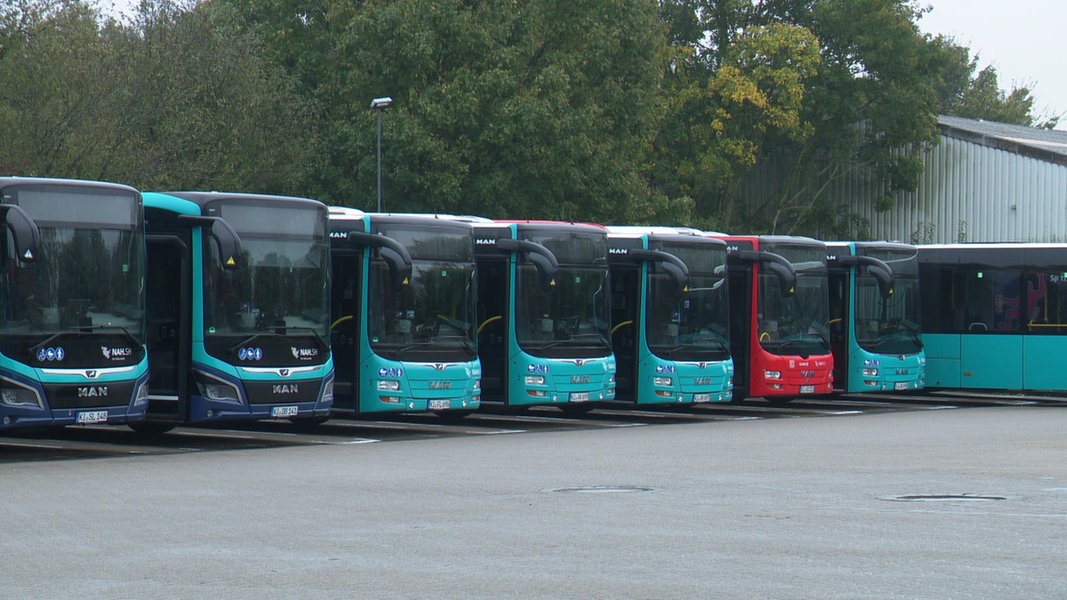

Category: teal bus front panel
[507, 351, 617, 407]
[636, 356, 733, 404]
[1022, 335, 1067, 391]
[960, 334, 1023, 390]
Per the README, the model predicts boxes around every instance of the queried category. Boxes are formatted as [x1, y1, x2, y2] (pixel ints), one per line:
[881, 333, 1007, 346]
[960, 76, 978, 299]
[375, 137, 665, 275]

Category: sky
[917, 0, 1066, 127]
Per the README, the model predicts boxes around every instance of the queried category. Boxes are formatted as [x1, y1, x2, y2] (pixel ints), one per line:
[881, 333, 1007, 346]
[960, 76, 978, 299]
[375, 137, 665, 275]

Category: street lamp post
[370, 96, 392, 212]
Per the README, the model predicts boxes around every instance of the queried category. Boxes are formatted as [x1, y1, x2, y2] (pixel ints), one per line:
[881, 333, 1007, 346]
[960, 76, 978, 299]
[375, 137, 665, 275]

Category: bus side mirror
[496, 238, 560, 289]
[629, 248, 690, 293]
[179, 215, 243, 270]
[0, 204, 41, 262]
[856, 256, 894, 299]
[737, 250, 796, 297]
[345, 231, 413, 289]
[834, 254, 895, 299]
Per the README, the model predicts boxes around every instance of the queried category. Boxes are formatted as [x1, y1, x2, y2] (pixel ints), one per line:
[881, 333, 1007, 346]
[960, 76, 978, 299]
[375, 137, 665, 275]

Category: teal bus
[918, 243, 1067, 392]
[606, 227, 733, 405]
[328, 208, 480, 416]
[0, 177, 149, 429]
[826, 241, 925, 393]
[140, 192, 334, 431]
[473, 221, 616, 411]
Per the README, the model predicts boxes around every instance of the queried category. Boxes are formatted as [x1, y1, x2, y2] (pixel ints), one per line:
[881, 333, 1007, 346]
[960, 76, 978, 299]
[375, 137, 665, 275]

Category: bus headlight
[194, 372, 242, 403]
[322, 377, 335, 404]
[862, 368, 879, 377]
[654, 376, 673, 387]
[133, 379, 150, 408]
[763, 370, 782, 380]
[377, 380, 401, 392]
[525, 375, 545, 386]
[0, 378, 43, 409]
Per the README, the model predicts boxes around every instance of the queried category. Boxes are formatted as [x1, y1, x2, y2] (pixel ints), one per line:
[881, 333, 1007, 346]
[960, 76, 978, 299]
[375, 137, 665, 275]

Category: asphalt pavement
[2, 405, 1065, 599]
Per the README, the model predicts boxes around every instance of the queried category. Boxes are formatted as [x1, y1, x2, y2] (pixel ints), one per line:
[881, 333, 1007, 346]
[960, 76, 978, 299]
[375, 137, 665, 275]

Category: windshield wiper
[28, 325, 141, 353]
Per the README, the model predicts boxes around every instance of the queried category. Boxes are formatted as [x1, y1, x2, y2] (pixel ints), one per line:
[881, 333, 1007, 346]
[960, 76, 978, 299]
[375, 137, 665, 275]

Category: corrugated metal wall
[856, 135, 1067, 243]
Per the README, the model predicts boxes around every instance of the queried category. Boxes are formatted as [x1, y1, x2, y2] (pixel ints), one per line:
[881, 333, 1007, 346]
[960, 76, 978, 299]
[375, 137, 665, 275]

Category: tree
[223, 0, 667, 222]
[652, 0, 1040, 237]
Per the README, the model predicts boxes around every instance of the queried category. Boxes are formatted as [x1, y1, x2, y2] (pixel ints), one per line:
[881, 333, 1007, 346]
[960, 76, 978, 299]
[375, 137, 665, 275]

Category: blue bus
[0, 177, 149, 429]
[826, 241, 925, 393]
[328, 208, 481, 417]
[918, 243, 1067, 392]
[606, 226, 733, 405]
[473, 221, 616, 411]
[140, 192, 334, 431]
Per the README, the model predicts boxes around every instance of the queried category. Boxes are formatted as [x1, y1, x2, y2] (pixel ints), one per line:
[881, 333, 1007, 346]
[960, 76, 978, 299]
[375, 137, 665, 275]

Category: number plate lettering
[428, 399, 450, 410]
[271, 405, 298, 417]
[570, 392, 589, 402]
[799, 385, 815, 394]
[76, 410, 108, 424]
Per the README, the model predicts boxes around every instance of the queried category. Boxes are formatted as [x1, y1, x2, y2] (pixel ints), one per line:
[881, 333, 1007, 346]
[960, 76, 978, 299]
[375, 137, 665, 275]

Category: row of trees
[0, 0, 1050, 236]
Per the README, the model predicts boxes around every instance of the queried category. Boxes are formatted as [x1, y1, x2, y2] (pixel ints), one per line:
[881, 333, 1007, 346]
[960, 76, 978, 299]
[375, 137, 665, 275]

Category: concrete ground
[2, 405, 1065, 599]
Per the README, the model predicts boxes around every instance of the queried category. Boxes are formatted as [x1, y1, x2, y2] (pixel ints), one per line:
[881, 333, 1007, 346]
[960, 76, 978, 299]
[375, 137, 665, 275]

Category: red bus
[713, 235, 834, 401]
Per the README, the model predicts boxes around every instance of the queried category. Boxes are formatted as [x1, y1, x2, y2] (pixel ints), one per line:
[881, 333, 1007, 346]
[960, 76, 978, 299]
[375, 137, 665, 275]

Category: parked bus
[918, 243, 1067, 392]
[328, 208, 481, 416]
[826, 241, 925, 393]
[473, 220, 615, 411]
[713, 235, 834, 401]
[606, 226, 733, 405]
[140, 192, 334, 431]
[0, 177, 149, 430]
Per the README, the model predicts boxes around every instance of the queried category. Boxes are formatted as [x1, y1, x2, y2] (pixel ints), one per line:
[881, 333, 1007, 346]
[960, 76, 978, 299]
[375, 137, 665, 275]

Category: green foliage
[292, 0, 666, 222]
[0, 0, 1047, 228]
[0, 0, 319, 192]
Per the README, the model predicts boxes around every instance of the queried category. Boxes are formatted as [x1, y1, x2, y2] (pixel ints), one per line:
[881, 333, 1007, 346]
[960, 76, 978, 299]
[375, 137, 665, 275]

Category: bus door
[727, 262, 752, 395]
[609, 263, 641, 401]
[329, 249, 362, 411]
[145, 235, 191, 421]
[475, 255, 509, 402]
[827, 266, 850, 388]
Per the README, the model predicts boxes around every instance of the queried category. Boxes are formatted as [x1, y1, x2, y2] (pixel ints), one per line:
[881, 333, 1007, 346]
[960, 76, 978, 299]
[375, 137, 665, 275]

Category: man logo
[278, 368, 291, 377]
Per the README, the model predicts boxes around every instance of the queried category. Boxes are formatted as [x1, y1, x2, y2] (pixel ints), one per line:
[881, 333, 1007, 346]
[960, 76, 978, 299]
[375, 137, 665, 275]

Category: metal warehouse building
[856, 116, 1067, 244]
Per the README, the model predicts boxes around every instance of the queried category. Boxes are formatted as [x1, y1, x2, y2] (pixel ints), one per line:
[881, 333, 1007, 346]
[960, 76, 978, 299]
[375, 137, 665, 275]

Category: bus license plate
[895, 382, 909, 390]
[800, 385, 815, 394]
[693, 393, 711, 403]
[271, 406, 298, 417]
[76, 410, 108, 424]
[570, 392, 589, 402]
[428, 400, 450, 410]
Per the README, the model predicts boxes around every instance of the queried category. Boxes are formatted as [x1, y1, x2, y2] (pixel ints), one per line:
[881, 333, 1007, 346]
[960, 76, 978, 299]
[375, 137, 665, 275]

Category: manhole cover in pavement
[881, 494, 1007, 502]
[551, 486, 655, 494]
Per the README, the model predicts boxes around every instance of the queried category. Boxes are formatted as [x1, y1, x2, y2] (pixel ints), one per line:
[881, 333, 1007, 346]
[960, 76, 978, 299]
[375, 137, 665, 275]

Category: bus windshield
[0, 185, 145, 367]
[203, 202, 330, 364]
[854, 247, 922, 354]
[515, 231, 612, 358]
[367, 226, 477, 362]
[646, 242, 730, 360]
[757, 243, 830, 357]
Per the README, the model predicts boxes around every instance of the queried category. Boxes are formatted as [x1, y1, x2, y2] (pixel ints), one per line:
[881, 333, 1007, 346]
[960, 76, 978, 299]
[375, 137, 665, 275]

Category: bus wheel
[128, 422, 177, 435]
